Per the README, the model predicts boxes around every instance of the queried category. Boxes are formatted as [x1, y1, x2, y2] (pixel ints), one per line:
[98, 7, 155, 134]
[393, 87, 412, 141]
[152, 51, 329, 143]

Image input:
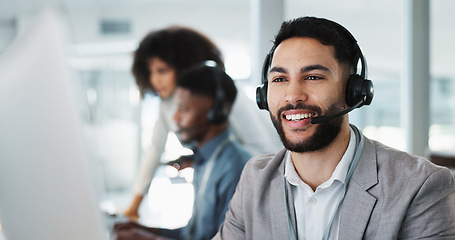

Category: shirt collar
[330, 127, 356, 184]
[284, 126, 357, 187]
[193, 130, 230, 165]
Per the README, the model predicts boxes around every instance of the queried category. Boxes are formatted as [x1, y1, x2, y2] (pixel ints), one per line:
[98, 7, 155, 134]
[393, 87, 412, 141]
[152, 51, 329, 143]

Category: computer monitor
[0, 7, 107, 240]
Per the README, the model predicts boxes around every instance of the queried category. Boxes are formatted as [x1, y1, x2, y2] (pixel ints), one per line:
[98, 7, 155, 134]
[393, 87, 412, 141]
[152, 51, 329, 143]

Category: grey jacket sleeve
[398, 167, 455, 239]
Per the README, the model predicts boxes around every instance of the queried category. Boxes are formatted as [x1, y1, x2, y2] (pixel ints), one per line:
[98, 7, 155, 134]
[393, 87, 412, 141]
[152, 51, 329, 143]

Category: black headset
[256, 23, 374, 112]
[204, 60, 229, 124]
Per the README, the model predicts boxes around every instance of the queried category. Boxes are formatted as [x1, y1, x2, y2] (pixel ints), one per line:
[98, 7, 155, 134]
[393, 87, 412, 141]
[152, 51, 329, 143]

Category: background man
[215, 16, 455, 239]
[115, 62, 251, 240]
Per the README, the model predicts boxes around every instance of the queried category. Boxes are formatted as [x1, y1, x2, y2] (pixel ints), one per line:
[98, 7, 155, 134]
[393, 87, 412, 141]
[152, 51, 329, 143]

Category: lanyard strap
[284, 129, 364, 240]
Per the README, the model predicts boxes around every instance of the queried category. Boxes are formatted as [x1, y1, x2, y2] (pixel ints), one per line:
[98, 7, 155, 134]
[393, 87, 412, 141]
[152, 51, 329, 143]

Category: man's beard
[270, 102, 344, 153]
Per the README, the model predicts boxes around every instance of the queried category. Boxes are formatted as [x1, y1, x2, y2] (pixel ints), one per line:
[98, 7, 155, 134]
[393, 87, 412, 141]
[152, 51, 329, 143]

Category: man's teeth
[285, 113, 315, 121]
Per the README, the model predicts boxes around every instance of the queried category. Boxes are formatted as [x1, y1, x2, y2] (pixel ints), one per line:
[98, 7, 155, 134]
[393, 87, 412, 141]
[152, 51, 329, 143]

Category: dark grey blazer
[214, 132, 455, 239]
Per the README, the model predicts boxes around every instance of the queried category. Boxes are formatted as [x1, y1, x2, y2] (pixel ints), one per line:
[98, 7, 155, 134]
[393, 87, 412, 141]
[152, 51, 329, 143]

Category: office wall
[1, 0, 453, 192]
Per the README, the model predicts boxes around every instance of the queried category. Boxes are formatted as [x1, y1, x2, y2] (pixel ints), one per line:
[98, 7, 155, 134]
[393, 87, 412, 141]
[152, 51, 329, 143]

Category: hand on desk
[166, 155, 194, 171]
[123, 195, 143, 222]
[123, 155, 194, 223]
[113, 221, 171, 240]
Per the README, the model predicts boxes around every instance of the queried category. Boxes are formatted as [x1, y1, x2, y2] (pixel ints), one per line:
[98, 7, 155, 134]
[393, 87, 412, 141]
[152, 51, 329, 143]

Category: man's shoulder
[249, 153, 279, 168]
[232, 148, 287, 198]
[243, 148, 287, 175]
[366, 137, 449, 178]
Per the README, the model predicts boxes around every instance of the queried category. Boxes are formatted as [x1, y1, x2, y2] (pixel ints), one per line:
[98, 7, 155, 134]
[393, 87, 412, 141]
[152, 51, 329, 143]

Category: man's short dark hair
[272, 16, 360, 75]
[132, 26, 224, 96]
[176, 64, 237, 107]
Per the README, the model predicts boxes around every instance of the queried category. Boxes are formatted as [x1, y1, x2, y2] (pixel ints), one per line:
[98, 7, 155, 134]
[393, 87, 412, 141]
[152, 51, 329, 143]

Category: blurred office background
[0, 0, 454, 235]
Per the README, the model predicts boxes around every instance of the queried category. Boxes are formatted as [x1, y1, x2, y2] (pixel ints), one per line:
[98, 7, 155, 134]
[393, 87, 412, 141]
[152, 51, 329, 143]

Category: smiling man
[214, 17, 455, 240]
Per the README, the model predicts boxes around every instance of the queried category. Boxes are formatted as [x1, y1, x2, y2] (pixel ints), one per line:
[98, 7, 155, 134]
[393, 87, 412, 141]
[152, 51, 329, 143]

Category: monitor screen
[0, 7, 107, 240]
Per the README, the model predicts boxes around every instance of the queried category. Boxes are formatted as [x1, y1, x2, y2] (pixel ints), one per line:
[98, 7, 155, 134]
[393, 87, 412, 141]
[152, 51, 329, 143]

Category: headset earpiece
[207, 104, 228, 124]
[362, 79, 374, 106]
[204, 61, 229, 124]
[345, 74, 373, 108]
[256, 82, 268, 110]
[256, 52, 272, 111]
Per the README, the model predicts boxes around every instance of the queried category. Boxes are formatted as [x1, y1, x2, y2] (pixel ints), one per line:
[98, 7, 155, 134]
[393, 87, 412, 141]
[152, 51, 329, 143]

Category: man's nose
[285, 80, 308, 104]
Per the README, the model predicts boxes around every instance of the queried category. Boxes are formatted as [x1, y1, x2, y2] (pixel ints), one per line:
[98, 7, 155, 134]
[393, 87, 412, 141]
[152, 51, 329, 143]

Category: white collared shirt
[284, 127, 356, 240]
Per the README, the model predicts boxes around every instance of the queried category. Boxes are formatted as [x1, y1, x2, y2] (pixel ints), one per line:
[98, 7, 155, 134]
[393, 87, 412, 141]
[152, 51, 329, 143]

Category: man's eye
[158, 68, 169, 74]
[272, 77, 285, 82]
[307, 75, 322, 80]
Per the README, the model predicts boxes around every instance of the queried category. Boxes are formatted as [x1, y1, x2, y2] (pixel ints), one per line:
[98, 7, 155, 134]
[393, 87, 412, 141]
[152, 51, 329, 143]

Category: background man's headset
[256, 23, 374, 124]
[176, 60, 228, 133]
[204, 60, 229, 124]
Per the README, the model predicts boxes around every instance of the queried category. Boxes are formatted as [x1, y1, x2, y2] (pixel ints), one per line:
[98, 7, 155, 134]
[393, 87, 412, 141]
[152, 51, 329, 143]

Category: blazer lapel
[339, 137, 378, 240]
[268, 149, 293, 240]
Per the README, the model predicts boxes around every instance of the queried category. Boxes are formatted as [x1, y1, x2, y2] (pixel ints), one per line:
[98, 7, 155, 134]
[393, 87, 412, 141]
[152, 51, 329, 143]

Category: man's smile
[283, 111, 316, 122]
[278, 102, 320, 128]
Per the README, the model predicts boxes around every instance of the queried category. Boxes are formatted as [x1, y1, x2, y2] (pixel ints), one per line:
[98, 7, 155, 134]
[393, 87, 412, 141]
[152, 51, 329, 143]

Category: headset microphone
[310, 100, 363, 124]
[176, 122, 210, 133]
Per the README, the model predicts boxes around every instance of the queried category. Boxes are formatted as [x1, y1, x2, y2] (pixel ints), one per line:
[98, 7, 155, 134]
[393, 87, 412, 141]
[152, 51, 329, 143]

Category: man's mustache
[277, 102, 322, 116]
